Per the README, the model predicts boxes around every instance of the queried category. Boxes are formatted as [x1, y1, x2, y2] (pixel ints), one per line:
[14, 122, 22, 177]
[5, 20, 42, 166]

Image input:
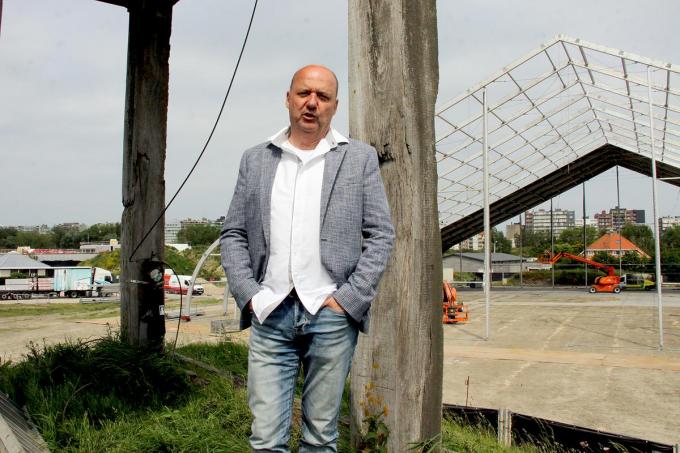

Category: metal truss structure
[436, 35, 680, 248]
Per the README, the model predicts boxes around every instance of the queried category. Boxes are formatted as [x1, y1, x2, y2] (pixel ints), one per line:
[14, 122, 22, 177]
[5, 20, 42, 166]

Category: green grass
[0, 336, 564, 452]
[0, 336, 254, 452]
[165, 296, 221, 310]
[177, 339, 249, 382]
[0, 335, 194, 451]
[0, 297, 221, 319]
[0, 302, 120, 318]
[441, 416, 545, 452]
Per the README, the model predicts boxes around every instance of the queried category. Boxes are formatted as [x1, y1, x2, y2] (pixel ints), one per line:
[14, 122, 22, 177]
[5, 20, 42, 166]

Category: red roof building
[586, 232, 650, 259]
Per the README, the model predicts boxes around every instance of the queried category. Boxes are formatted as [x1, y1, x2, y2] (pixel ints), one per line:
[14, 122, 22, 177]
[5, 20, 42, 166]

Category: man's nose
[306, 94, 318, 108]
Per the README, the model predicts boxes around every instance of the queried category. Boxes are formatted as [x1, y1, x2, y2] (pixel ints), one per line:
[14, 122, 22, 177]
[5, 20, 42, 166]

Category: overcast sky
[2, 0, 679, 230]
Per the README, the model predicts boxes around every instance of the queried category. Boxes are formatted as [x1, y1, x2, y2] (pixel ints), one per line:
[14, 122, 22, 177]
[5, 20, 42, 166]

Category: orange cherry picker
[442, 281, 469, 323]
[548, 251, 623, 294]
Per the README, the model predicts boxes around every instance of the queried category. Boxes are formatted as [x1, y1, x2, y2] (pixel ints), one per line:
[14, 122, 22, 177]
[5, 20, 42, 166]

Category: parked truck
[53, 267, 113, 298]
[163, 272, 204, 296]
[0, 267, 113, 300]
[620, 273, 656, 291]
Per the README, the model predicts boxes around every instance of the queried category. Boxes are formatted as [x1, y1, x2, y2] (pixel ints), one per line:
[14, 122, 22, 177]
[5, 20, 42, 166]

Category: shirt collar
[269, 127, 348, 151]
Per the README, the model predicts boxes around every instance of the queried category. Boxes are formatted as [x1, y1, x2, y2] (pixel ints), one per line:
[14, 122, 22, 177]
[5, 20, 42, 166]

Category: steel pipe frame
[436, 35, 680, 234]
[440, 144, 680, 249]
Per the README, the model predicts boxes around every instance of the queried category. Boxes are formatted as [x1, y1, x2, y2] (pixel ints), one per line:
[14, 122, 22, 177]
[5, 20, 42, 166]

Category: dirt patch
[0, 295, 240, 362]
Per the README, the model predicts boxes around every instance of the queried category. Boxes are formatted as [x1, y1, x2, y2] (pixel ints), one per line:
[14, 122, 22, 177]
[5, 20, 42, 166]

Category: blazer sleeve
[332, 149, 395, 322]
[220, 151, 262, 311]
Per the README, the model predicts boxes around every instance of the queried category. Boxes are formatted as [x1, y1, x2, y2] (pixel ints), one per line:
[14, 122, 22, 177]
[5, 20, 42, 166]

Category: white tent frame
[436, 35, 680, 348]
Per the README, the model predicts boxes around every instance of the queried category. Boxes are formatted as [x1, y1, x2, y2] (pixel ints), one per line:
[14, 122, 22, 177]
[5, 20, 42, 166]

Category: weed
[409, 432, 442, 452]
[356, 382, 390, 452]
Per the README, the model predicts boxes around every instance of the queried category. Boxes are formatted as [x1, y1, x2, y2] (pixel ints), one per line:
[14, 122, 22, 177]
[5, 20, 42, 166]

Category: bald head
[289, 65, 339, 99]
[285, 64, 340, 149]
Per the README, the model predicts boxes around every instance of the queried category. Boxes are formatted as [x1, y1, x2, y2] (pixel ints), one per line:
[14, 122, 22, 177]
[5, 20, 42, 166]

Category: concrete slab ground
[443, 288, 680, 445]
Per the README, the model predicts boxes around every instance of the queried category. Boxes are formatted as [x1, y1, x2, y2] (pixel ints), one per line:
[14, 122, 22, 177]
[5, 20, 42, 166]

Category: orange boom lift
[442, 281, 469, 323]
[548, 251, 623, 294]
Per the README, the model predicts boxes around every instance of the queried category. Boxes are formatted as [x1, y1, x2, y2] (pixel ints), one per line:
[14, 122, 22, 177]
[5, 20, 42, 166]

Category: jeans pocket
[322, 306, 349, 319]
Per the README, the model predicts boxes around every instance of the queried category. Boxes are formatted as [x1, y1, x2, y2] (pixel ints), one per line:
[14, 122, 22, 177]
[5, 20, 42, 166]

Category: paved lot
[2, 287, 679, 445]
[443, 288, 680, 445]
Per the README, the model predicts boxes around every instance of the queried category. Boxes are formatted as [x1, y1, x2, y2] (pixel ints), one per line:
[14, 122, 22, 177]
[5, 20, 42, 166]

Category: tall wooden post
[119, 0, 173, 347]
[349, 1, 443, 449]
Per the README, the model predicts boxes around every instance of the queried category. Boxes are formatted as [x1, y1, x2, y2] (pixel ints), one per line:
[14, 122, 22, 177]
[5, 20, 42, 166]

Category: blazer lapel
[260, 144, 281, 247]
[320, 143, 348, 226]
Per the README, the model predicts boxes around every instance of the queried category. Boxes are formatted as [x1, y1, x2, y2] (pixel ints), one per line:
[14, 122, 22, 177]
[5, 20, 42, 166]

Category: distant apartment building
[7, 224, 51, 234]
[525, 209, 575, 236]
[660, 216, 680, 232]
[55, 222, 86, 231]
[165, 220, 182, 243]
[575, 217, 598, 228]
[165, 217, 223, 244]
[594, 207, 645, 230]
[452, 232, 485, 251]
[505, 223, 522, 248]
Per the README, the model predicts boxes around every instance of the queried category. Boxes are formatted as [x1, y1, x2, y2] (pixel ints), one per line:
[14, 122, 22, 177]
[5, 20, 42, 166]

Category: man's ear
[285, 92, 290, 109]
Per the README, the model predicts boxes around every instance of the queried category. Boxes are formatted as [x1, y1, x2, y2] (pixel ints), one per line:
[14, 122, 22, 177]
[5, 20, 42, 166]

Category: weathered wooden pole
[119, 0, 174, 347]
[349, 0, 443, 449]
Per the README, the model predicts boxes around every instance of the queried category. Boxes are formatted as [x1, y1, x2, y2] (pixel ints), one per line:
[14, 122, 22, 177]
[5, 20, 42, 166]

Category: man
[220, 65, 394, 452]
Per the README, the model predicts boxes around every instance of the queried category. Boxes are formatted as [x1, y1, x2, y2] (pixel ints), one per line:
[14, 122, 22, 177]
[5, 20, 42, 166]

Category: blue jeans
[248, 295, 359, 452]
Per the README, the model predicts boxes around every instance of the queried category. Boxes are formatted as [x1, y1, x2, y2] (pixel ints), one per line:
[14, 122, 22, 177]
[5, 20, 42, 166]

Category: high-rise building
[54, 222, 86, 231]
[594, 210, 612, 229]
[660, 216, 680, 232]
[9, 224, 51, 234]
[595, 207, 645, 230]
[165, 220, 182, 243]
[575, 217, 597, 228]
[525, 209, 575, 237]
[505, 223, 522, 248]
[453, 232, 485, 251]
[165, 217, 223, 244]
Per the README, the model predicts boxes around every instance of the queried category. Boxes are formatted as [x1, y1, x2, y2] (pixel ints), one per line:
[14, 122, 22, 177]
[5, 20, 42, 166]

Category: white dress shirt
[251, 127, 349, 322]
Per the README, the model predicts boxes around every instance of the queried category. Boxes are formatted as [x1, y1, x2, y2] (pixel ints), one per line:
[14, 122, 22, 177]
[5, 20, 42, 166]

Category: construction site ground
[1, 285, 679, 445]
[445, 287, 680, 446]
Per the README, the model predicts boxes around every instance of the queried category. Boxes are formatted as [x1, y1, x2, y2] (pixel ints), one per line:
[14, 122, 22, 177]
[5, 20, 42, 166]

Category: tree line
[518, 223, 680, 280]
[0, 222, 221, 250]
[445, 224, 680, 281]
[0, 223, 121, 249]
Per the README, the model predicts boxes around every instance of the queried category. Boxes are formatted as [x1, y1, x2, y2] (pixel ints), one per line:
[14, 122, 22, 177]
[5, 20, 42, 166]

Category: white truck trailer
[0, 267, 113, 300]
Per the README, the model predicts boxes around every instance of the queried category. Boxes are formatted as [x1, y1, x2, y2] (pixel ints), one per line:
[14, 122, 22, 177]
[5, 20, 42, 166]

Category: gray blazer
[220, 138, 394, 333]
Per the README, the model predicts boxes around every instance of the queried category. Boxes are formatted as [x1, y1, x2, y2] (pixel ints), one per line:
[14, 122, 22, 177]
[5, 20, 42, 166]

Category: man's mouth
[302, 112, 316, 121]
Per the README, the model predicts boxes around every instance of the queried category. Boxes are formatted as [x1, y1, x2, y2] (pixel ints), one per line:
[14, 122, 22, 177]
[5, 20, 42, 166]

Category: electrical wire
[161, 261, 183, 355]
[129, 0, 259, 263]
